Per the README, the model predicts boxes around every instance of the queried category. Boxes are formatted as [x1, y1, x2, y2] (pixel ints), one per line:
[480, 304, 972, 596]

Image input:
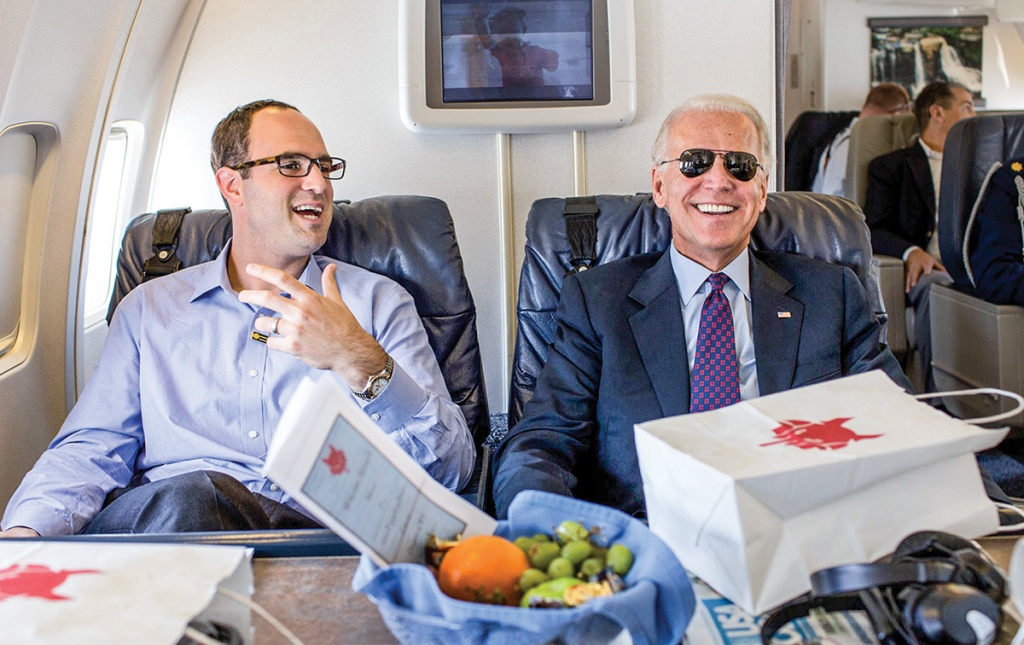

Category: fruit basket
[352, 490, 696, 645]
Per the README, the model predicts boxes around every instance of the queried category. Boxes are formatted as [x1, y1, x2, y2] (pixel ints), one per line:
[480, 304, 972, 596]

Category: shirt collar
[671, 246, 751, 306]
[189, 239, 321, 303]
[918, 138, 942, 161]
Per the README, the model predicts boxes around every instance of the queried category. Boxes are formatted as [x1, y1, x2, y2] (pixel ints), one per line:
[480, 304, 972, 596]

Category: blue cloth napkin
[353, 490, 696, 645]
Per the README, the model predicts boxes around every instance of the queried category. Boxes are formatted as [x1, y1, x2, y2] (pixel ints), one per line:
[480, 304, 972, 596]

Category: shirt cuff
[902, 246, 921, 262]
[357, 362, 428, 432]
[2, 505, 72, 537]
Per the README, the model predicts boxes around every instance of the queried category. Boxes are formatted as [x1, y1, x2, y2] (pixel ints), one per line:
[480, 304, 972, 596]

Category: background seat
[931, 113, 1024, 428]
[844, 113, 921, 388]
[508, 192, 891, 428]
[783, 110, 858, 191]
[104, 195, 492, 547]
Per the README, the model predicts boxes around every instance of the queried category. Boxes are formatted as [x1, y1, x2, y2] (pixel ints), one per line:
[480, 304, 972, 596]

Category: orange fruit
[436, 534, 531, 606]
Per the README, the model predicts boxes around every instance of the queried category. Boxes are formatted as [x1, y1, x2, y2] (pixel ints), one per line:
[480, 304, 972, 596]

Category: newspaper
[686, 576, 875, 645]
[263, 373, 496, 567]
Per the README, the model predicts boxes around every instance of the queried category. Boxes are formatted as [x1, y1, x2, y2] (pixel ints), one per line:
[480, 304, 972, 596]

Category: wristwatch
[353, 355, 394, 401]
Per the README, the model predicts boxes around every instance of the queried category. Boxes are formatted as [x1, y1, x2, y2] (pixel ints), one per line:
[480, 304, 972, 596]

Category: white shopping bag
[635, 370, 1007, 616]
[0, 541, 252, 644]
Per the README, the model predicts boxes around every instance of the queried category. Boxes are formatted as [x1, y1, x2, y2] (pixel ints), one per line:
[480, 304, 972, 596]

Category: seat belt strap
[143, 207, 191, 281]
[564, 196, 599, 275]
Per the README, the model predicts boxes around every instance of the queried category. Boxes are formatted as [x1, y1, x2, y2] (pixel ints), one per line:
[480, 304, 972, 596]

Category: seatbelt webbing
[143, 207, 191, 281]
[564, 196, 599, 275]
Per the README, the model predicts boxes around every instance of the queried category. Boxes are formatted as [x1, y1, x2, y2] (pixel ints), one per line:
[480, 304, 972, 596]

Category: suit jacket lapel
[751, 253, 804, 395]
[628, 251, 690, 417]
[907, 143, 936, 218]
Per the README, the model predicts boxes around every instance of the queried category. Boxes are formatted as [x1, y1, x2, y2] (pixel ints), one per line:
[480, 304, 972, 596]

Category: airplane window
[0, 130, 36, 360]
[83, 121, 142, 329]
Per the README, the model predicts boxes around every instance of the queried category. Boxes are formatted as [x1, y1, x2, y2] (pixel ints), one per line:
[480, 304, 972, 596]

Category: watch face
[369, 376, 388, 397]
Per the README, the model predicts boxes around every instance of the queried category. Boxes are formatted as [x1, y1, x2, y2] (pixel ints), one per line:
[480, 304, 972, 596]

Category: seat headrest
[938, 113, 1024, 289]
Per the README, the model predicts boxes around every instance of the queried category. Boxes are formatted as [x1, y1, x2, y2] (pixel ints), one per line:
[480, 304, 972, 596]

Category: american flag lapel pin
[777, 310, 791, 319]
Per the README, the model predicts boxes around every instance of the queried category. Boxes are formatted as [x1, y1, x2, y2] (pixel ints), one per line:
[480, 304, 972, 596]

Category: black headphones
[761, 531, 1006, 645]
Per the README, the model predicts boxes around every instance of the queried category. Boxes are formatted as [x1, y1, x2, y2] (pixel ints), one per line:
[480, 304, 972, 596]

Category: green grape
[554, 520, 589, 544]
[578, 556, 606, 579]
[532, 533, 552, 542]
[518, 567, 550, 592]
[547, 556, 575, 579]
[527, 540, 561, 570]
[560, 539, 593, 566]
[514, 536, 535, 553]
[590, 545, 608, 560]
[607, 543, 634, 576]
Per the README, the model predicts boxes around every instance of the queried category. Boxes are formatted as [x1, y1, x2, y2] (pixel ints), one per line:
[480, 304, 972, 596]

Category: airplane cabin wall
[150, 0, 778, 415]
[0, 0, 141, 509]
[788, 0, 1024, 126]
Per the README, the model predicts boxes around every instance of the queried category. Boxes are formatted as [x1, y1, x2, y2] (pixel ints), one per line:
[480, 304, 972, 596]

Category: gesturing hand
[238, 263, 389, 391]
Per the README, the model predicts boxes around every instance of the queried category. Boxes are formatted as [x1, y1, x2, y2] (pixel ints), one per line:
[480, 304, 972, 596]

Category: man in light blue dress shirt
[0, 100, 475, 537]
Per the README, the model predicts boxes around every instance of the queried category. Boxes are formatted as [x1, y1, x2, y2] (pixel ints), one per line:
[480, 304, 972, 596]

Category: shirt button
[249, 369, 258, 377]
[248, 430, 258, 438]
[270, 484, 280, 492]
[371, 413, 381, 421]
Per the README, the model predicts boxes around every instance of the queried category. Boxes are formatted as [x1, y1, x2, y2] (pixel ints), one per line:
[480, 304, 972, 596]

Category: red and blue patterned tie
[689, 272, 741, 413]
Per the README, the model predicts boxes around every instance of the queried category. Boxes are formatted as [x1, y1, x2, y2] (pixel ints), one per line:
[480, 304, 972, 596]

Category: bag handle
[913, 387, 1024, 425]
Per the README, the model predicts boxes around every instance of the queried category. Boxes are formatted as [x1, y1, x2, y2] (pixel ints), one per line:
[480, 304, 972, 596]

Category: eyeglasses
[230, 154, 346, 180]
[659, 148, 762, 182]
[888, 101, 913, 115]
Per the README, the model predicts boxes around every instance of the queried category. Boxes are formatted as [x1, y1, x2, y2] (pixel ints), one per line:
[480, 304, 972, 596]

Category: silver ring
[272, 318, 280, 335]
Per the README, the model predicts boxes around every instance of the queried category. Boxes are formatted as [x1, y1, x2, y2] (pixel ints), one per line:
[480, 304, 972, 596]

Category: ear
[215, 167, 244, 208]
[929, 102, 945, 125]
[652, 166, 668, 208]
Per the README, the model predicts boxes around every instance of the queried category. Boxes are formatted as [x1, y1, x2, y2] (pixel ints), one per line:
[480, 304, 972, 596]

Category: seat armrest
[875, 254, 907, 357]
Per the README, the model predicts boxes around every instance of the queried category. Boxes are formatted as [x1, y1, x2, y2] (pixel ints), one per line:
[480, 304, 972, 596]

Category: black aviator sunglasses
[659, 148, 763, 182]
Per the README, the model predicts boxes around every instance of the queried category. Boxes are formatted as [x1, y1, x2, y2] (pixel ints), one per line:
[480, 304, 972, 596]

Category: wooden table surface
[250, 538, 1023, 645]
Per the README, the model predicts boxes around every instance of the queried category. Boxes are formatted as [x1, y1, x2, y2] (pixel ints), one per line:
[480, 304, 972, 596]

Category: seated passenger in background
[970, 158, 1024, 305]
[863, 81, 975, 391]
[811, 82, 910, 198]
[0, 99, 474, 538]
[491, 94, 911, 520]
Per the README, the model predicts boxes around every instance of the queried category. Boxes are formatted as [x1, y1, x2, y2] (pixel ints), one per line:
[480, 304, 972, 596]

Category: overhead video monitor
[399, 0, 636, 134]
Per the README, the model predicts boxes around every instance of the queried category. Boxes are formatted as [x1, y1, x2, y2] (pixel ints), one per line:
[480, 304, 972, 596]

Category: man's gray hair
[651, 94, 772, 174]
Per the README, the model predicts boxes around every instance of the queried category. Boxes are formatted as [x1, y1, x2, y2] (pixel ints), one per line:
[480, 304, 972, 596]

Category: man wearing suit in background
[491, 94, 911, 519]
[970, 158, 1024, 305]
[863, 81, 976, 391]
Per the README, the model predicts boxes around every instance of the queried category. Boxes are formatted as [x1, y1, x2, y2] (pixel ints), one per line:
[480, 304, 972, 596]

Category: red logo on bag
[322, 444, 348, 475]
[760, 417, 882, 450]
[0, 564, 100, 602]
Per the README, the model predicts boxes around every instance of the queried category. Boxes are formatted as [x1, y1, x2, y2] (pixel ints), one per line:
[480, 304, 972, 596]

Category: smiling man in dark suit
[864, 81, 976, 391]
[491, 94, 911, 519]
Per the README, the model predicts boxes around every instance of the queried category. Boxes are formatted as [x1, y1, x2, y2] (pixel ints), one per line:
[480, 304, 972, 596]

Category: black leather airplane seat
[938, 113, 1024, 291]
[783, 110, 858, 191]
[931, 113, 1024, 426]
[102, 196, 492, 547]
[507, 191, 889, 428]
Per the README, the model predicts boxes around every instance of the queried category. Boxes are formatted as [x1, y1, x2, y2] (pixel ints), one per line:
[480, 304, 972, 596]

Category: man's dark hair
[210, 99, 298, 177]
[864, 82, 910, 113]
[913, 82, 967, 132]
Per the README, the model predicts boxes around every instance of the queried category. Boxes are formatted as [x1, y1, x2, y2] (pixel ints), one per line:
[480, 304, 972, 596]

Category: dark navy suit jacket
[864, 142, 937, 258]
[492, 248, 911, 519]
[970, 157, 1024, 306]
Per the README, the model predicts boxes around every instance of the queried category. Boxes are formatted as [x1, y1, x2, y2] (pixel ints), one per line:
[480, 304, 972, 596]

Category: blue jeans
[82, 470, 323, 534]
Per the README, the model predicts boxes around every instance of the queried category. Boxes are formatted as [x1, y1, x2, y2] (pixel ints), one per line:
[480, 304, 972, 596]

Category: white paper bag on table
[0, 541, 252, 644]
[635, 370, 1006, 616]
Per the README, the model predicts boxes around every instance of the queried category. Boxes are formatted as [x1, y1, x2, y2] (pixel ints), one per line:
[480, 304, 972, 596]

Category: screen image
[440, 0, 594, 103]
